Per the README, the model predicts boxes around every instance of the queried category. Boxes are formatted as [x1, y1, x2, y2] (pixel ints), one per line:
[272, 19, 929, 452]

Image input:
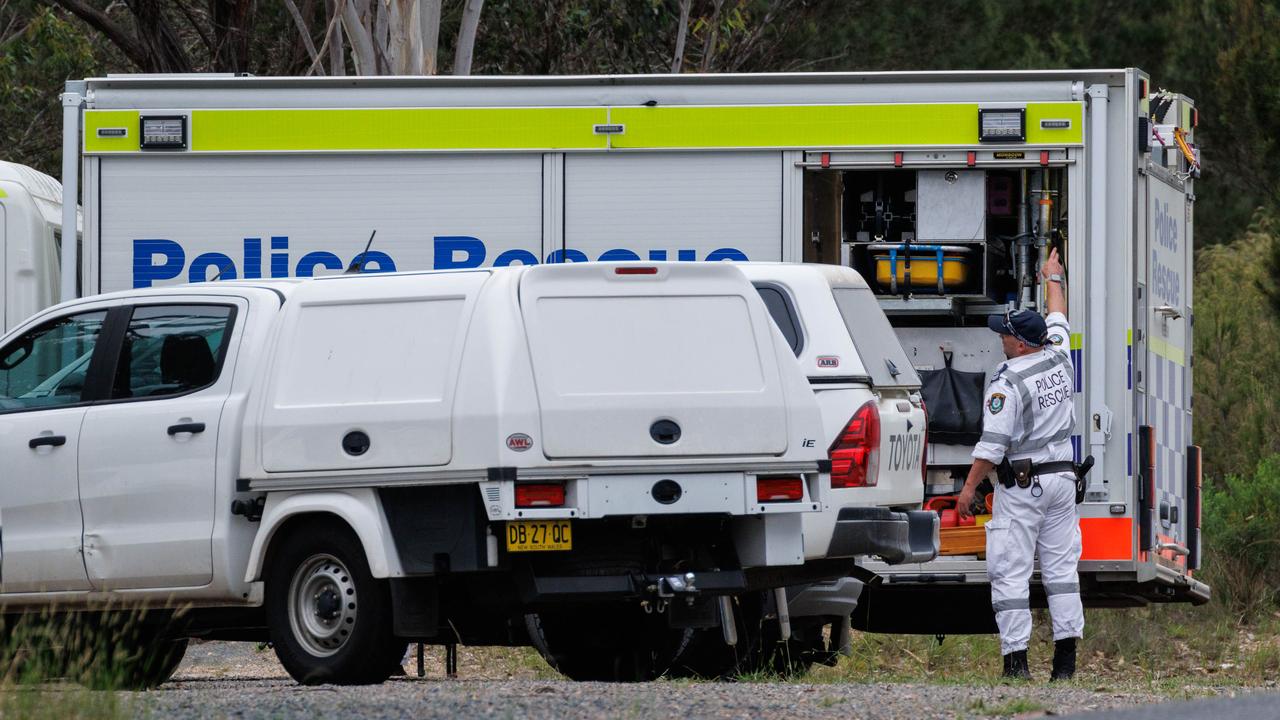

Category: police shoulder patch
[1049, 333, 1065, 347]
[988, 392, 1006, 414]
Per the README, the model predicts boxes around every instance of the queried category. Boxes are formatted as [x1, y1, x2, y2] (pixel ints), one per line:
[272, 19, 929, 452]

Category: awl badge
[506, 433, 533, 452]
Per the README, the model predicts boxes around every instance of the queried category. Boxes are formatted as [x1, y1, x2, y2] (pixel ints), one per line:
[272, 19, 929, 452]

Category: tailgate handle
[28, 434, 67, 449]
[1156, 542, 1190, 557]
[167, 422, 206, 436]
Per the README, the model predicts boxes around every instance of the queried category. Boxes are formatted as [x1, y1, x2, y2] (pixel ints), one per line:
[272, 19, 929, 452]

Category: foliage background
[3, 0, 1280, 618]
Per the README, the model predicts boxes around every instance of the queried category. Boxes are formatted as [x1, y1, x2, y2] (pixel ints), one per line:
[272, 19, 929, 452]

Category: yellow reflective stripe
[1148, 335, 1185, 367]
[0, 188, 7, 198]
[84, 110, 141, 152]
[85, 101, 1084, 153]
[1070, 333, 1083, 350]
[614, 102, 1083, 149]
[1025, 102, 1085, 144]
[190, 108, 608, 152]
[1126, 329, 1133, 346]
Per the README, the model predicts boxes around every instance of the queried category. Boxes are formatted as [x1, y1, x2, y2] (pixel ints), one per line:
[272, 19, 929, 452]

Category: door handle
[167, 422, 206, 436]
[29, 435, 67, 449]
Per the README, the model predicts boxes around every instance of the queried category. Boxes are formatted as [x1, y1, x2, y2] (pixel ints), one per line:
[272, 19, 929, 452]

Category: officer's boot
[1001, 649, 1031, 680]
[1050, 638, 1077, 681]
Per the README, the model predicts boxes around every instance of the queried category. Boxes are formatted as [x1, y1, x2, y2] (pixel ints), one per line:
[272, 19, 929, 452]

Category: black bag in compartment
[919, 350, 986, 445]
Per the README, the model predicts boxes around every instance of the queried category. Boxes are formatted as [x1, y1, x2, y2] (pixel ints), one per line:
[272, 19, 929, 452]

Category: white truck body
[52, 70, 1206, 635]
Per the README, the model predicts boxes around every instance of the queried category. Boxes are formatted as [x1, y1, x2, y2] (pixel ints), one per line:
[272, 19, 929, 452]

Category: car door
[0, 308, 113, 592]
[78, 301, 241, 589]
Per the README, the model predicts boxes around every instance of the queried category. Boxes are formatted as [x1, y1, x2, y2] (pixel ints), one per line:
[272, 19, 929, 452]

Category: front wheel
[266, 520, 406, 685]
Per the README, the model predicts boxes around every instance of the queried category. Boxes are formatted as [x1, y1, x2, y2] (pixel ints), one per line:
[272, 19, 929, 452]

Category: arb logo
[817, 356, 840, 368]
[506, 433, 533, 451]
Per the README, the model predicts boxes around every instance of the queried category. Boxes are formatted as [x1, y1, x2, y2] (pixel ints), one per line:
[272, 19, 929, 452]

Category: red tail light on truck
[756, 476, 805, 502]
[830, 400, 880, 488]
[515, 483, 566, 508]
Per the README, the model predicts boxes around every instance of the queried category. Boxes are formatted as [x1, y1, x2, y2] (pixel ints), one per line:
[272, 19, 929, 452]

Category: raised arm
[1042, 247, 1066, 318]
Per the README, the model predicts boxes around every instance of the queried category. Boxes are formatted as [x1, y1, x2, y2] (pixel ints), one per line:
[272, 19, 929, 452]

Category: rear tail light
[515, 483, 566, 508]
[756, 476, 804, 502]
[830, 400, 880, 488]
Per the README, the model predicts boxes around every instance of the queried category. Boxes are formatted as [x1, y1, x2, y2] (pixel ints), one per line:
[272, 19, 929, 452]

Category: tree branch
[670, 0, 690, 73]
[283, 0, 324, 72]
[47, 0, 150, 68]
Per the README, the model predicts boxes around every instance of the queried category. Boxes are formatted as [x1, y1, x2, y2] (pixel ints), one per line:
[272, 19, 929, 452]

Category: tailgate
[520, 263, 789, 459]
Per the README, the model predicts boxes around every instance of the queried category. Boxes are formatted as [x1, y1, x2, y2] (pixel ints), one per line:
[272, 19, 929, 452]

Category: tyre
[527, 606, 690, 682]
[667, 595, 824, 680]
[266, 519, 407, 685]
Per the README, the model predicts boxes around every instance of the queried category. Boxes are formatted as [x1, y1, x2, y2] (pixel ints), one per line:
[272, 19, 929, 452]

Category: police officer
[957, 249, 1081, 681]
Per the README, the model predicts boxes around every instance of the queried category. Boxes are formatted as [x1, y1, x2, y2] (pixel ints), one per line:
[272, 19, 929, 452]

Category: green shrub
[1201, 453, 1280, 618]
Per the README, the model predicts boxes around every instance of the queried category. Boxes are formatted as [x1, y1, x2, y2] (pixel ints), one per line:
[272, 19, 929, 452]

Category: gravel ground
[129, 641, 1182, 719]
[141, 678, 1165, 720]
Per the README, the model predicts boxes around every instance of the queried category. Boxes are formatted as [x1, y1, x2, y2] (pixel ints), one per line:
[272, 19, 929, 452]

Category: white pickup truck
[0, 262, 845, 685]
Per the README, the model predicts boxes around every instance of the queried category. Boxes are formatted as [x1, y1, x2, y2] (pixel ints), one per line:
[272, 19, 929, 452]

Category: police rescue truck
[45, 69, 1206, 635]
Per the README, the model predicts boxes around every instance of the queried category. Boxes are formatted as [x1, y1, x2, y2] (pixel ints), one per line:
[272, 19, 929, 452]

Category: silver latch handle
[1156, 542, 1190, 557]
[1155, 305, 1183, 320]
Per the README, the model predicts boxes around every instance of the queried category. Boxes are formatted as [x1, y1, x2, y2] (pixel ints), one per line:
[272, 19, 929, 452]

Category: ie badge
[988, 393, 1006, 415]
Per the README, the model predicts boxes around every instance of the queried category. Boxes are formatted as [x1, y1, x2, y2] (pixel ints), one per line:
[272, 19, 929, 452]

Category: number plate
[505, 520, 573, 552]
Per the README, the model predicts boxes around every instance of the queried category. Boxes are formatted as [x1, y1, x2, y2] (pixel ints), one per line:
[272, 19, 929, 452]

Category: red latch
[893, 151, 903, 168]
[1040, 150, 1050, 166]
[966, 151, 976, 167]
[820, 152, 830, 169]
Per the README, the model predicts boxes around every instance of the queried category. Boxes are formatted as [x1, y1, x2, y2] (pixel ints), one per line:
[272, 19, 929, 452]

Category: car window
[0, 311, 108, 412]
[110, 305, 234, 400]
[831, 287, 921, 388]
[755, 285, 803, 355]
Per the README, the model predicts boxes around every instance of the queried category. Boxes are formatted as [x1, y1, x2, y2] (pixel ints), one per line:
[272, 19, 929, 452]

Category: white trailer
[58, 69, 1208, 632]
[0, 161, 67, 332]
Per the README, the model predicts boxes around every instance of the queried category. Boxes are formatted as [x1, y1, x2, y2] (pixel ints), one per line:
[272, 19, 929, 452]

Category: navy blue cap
[987, 309, 1048, 347]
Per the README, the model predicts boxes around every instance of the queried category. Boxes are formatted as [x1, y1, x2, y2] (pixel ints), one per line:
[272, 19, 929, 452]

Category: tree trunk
[341, 0, 376, 74]
[126, 0, 194, 72]
[420, 0, 441, 74]
[453, 0, 484, 75]
[670, 0, 691, 73]
[698, 0, 724, 73]
[325, 0, 347, 75]
[283, 0, 325, 73]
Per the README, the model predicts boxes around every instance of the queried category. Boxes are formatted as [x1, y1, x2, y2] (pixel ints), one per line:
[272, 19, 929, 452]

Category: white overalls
[971, 312, 1083, 655]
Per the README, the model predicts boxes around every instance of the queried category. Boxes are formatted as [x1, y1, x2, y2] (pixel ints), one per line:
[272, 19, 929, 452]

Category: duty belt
[997, 458, 1093, 504]
[997, 459, 1076, 489]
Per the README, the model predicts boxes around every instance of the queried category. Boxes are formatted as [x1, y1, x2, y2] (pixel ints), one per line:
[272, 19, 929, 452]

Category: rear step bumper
[516, 558, 859, 604]
[826, 507, 939, 565]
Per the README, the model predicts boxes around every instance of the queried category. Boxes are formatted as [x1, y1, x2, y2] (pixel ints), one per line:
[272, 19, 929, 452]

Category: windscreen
[832, 287, 921, 388]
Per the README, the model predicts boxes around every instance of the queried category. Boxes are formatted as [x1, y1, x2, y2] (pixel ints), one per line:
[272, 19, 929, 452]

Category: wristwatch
[1047, 273, 1065, 284]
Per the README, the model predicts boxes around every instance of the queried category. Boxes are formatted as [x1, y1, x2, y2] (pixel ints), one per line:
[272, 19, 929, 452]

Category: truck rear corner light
[139, 115, 188, 150]
[515, 482, 566, 508]
[830, 400, 880, 488]
[978, 108, 1026, 143]
[756, 476, 804, 502]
